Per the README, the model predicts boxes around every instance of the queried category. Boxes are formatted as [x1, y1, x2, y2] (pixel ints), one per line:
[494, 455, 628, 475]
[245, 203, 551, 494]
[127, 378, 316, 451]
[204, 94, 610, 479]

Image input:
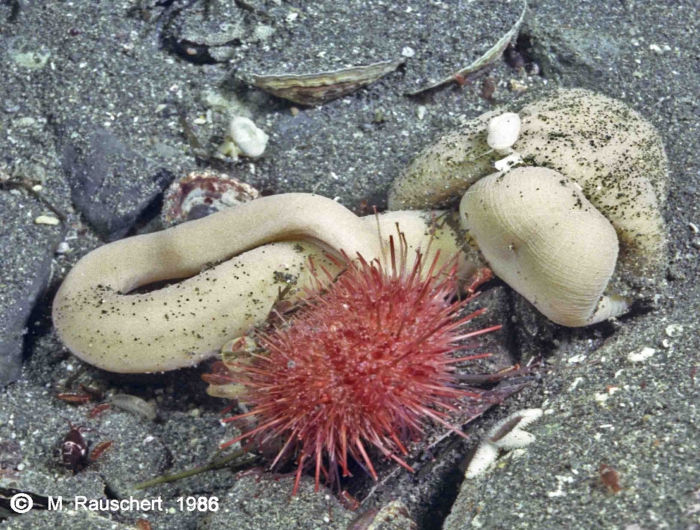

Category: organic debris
[247, 59, 405, 106]
[407, 0, 527, 96]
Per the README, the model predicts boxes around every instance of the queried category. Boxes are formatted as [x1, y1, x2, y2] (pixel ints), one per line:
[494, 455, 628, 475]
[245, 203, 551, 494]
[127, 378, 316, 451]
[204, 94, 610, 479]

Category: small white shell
[35, 215, 60, 226]
[229, 116, 269, 158]
[487, 112, 521, 151]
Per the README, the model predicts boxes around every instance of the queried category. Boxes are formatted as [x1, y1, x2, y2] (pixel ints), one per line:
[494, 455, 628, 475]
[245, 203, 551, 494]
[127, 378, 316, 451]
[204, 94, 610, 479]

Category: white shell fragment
[493, 152, 523, 172]
[34, 215, 60, 225]
[228, 116, 269, 158]
[465, 441, 499, 479]
[460, 167, 626, 327]
[487, 112, 521, 151]
[627, 347, 656, 363]
[465, 409, 543, 479]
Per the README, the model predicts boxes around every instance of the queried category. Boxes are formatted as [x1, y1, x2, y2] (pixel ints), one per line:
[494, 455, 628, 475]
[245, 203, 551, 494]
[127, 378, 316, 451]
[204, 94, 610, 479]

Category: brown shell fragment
[248, 59, 404, 106]
[162, 170, 260, 227]
[407, 0, 527, 97]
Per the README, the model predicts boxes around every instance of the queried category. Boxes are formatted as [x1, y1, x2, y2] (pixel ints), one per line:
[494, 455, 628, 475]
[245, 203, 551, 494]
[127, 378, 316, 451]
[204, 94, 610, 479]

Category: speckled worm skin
[390, 89, 668, 281]
[390, 89, 669, 325]
[53, 194, 463, 373]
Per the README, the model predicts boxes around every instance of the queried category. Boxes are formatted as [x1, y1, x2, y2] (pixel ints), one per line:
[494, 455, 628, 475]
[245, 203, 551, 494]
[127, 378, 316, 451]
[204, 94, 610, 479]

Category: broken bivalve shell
[161, 170, 260, 227]
[247, 59, 404, 106]
[460, 167, 625, 327]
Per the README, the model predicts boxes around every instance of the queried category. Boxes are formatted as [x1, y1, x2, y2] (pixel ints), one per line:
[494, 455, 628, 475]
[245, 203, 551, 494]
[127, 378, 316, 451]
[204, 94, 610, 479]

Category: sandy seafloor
[0, 0, 699, 529]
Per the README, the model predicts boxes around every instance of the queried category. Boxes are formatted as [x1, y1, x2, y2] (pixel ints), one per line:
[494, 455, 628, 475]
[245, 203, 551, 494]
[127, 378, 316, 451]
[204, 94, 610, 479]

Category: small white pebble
[229, 117, 269, 158]
[35, 214, 60, 225]
[689, 222, 699, 234]
[665, 324, 684, 337]
[509, 79, 528, 92]
[627, 347, 656, 363]
[416, 105, 426, 120]
[56, 242, 70, 254]
[569, 377, 584, 390]
[142, 435, 155, 444]
[649, 44, 663, 53]
[401, 46, 416, 58]
[567, 354, 586, 364]
[547, 489, 565, 498]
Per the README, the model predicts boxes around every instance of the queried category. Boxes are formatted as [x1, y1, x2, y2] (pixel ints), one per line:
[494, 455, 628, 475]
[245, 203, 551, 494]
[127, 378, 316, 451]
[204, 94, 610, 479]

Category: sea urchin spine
[220, 236, 500, 494]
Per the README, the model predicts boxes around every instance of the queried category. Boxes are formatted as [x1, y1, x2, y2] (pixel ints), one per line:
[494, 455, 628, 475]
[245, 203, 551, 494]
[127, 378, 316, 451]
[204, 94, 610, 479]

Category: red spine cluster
[221, 240, 499, 494]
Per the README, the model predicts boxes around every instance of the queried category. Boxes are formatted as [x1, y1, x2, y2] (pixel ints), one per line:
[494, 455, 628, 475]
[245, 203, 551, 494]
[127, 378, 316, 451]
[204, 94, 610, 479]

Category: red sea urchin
[220, 238, 500, 494]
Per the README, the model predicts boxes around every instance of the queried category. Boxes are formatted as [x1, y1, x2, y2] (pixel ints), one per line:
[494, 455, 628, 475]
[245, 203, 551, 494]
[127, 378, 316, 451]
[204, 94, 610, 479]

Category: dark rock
[61, 129, 173, 241]
[0, 194, 59, 388]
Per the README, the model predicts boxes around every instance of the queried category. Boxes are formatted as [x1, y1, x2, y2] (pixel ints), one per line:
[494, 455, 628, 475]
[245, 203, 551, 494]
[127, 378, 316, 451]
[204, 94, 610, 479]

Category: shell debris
[465, 408, 543, 479]
[35, 214, 60, 226]
[247, 59, 404, 106]
[487, 112, 521, 152]
[107, 394, 157, 421]
[407, 0, 527, 96]
[161, 170, 260, 227]
[627, 347, 656, 363]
